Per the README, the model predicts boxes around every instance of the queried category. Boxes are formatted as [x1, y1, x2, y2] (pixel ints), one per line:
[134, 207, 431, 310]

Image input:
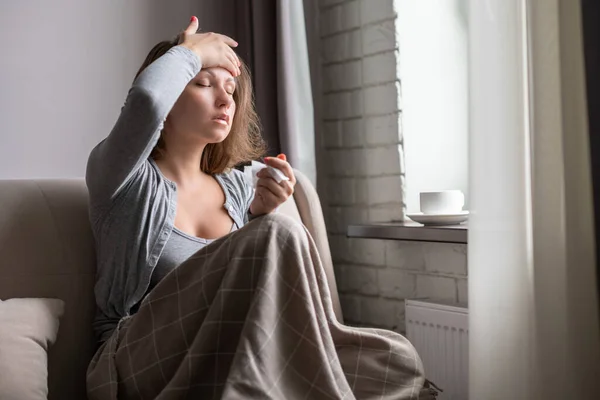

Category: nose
[216, 88, 233, 109]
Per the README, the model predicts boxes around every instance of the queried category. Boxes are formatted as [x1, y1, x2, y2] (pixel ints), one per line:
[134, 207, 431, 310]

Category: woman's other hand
[250, 154, 297, 216]
[178, 16, 241, 76]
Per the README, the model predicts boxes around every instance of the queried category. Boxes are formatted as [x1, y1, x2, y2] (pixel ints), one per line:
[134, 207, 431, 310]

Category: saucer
[407, 211, 469, 226]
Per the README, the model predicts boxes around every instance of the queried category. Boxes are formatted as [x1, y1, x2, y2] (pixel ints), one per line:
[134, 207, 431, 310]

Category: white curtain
[277, 0, 316, 185]
[468, 0, 600, 399]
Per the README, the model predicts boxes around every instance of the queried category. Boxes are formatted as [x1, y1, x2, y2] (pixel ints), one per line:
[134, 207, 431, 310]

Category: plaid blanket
[87, 214, 425, 399]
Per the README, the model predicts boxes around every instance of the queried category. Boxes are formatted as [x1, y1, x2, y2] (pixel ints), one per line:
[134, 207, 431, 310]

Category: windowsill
[346, 221, 467, 244]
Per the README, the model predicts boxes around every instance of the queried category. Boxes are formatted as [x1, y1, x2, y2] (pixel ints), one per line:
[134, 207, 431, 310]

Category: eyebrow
[201, 70, 235, 83]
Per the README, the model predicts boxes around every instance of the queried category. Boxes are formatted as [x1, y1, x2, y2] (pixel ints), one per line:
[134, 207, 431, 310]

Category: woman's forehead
[197, 67, 235, 82]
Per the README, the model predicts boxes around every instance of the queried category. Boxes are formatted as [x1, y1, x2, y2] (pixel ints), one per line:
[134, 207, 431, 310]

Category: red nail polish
[190, 16, 196, 22]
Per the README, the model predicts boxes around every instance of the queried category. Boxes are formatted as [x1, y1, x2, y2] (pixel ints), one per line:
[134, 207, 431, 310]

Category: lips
[213, 114, 230, 124]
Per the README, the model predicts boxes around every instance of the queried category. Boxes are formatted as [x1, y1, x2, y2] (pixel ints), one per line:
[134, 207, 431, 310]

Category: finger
[225, 52, 240, 76]
[220, 56, 239, 77]
[227, 47, 241, 67]
[264, 157, 295, 185]
[185, 16, 199, 35]
[256, 187, 279, 209]
[280, 179, 294, 196]
[216, 33, 239, 48]
[256, 168, 270, 179]
[276, 153, 287, 161]
[257, 177, 287, 199]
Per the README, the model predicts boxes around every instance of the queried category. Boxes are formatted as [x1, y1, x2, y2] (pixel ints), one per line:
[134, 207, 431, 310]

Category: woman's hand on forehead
[179, 16, 241, 77]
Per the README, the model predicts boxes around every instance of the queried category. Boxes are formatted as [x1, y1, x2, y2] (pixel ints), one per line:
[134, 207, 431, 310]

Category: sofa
[0, 169, 343, 399]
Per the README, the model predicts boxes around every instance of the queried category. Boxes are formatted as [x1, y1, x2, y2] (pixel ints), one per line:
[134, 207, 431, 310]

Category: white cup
[420, 190, 465, 214]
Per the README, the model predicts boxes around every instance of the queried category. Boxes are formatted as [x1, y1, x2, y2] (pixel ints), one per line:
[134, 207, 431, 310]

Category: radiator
[405, 299, 469, 400]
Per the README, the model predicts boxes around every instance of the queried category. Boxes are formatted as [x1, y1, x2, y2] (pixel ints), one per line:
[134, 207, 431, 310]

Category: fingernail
[190, 16, 196, 22]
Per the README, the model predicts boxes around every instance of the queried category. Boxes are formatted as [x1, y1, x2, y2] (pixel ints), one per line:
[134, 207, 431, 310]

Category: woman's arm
[86, 17, 241, 202]
[86, 45, 201, 201]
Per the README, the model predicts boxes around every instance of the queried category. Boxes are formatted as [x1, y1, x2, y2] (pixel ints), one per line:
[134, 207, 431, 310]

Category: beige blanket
[87, 214, 425, 399]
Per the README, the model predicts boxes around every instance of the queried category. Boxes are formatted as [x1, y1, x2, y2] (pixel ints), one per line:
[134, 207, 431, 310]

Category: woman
[86, 16, 424, 400]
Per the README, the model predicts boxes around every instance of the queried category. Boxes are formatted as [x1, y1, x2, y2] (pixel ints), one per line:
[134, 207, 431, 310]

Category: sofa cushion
[0, 179, 97, 400]
[0, 298, 64, 400]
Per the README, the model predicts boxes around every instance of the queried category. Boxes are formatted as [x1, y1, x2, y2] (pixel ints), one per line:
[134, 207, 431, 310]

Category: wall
[317, 0, 468, 332]
[0, 0, 203, 179]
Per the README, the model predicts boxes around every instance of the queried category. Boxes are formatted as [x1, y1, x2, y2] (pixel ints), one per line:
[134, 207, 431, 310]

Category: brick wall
[317, 0, 468, 333]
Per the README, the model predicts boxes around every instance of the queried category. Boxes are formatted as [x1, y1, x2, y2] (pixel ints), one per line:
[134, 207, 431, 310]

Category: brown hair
[135, 36, 266, 174]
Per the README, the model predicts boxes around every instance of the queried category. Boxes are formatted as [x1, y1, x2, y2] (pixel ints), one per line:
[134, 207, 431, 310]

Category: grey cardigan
[86, 45, 255, 342]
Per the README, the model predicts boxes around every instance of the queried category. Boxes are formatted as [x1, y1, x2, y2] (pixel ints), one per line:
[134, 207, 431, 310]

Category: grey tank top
[149, 223, 237, 291]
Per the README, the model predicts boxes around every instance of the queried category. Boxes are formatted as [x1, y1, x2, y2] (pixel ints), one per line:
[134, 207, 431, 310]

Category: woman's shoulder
[216, 167, 254, 205]
[217, 167, 251, 191]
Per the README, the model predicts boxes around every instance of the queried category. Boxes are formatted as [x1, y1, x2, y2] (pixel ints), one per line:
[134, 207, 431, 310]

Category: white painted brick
[348, 90, 363, 117]
[362, 20, 397, 55]
[364, 113, 402, 146]
[339, 294, 361, 322]
[355, 178, 369, 204]
[347, 238, 386, 266]
[352, 148, 368, 173]
[368, 202, 404, 222]
[327, 206, 369, 234]
[325, 91, 361, 119]
[341, 118, 363, 147]
[323, 121, 342, 148]
[323, 92, 344, 119]
[329, 149, 350, 176]
[348, 29, 362, 58]
[364, 146, 402, 176]
[328, 177, 355, 205]
[327, 207, 343, 234]
[322, 30, 362, 64]
[364, 82, 400, 115]
[320, 5, 343, 37]
[339, 265, 379, 295]
[329, 148, 365, 176]
[385, 241, 426, 270]
[457, 278, 468, 305]
[416, 275, 457, 303]
[423, 243, 468, 276]
[322, 33, 349, 63]
[342, 205, 370, 228]
[333, 262, 343, 278]
[341, 0, 360, 30]
[323, 61, 362, 91]
[362, 51, 398, 86]
[328, 234, 349, 262]
[393, 316, 407, 335]
[343, 61, 362, 89]
[322, 66, 334, 92]
[378, 269, 416, 300]
[360, 0, 396, 25]
[321, 0, 345, 7]
[367, 175, 402, 205]
[359, 296, 404, 329]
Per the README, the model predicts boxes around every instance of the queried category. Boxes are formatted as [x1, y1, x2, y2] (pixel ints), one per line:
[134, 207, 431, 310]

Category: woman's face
[167, 67, 237, 144]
